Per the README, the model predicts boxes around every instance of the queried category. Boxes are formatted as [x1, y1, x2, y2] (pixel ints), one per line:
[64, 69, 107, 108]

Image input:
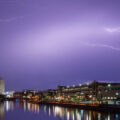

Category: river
[0, 101, 120, 120]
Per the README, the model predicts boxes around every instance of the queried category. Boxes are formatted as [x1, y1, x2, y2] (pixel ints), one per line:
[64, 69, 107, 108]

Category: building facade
[0, 79, 5, 94]
[56, 81, 120, 104]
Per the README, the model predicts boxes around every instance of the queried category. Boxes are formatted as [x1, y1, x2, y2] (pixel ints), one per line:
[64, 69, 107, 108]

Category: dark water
[0, 101, 120, 120]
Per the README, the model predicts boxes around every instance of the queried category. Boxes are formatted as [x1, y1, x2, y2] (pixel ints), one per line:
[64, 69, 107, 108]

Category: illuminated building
[0, 78, 5, 94]
[10, 80, 120, 105]
[56, 80, 120, 104]
[4, 91, 15, 98]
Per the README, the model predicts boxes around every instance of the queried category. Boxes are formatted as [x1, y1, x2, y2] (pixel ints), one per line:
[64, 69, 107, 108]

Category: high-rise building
[0, 79, 5, 94]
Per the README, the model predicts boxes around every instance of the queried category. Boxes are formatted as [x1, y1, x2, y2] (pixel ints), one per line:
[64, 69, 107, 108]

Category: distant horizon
[3, 79, 120, 91]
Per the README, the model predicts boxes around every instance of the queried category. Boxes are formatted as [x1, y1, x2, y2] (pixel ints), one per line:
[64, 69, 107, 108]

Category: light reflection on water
[0, 101, 120, 120]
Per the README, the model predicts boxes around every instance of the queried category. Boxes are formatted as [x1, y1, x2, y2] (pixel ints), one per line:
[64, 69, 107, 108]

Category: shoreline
[39, 101, 120, 113]
[2, 98, 120, 112]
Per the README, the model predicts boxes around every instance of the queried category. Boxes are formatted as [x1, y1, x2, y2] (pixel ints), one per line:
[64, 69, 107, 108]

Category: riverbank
[2, 98, 120, 112]
[39, 101, 120, 112]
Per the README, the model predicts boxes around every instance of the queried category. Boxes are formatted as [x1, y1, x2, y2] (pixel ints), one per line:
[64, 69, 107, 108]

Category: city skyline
[1, 0, 120, 91]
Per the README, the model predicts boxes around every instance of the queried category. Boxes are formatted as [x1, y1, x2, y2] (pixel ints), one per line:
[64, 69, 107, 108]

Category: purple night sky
[1, 0, 120, 91]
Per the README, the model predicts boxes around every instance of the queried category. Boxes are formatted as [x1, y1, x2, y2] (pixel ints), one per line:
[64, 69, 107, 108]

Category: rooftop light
[108, 84, 111, 87]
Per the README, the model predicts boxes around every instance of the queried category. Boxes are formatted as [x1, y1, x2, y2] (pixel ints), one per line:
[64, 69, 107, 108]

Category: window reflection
[0, 102, 4, 119]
